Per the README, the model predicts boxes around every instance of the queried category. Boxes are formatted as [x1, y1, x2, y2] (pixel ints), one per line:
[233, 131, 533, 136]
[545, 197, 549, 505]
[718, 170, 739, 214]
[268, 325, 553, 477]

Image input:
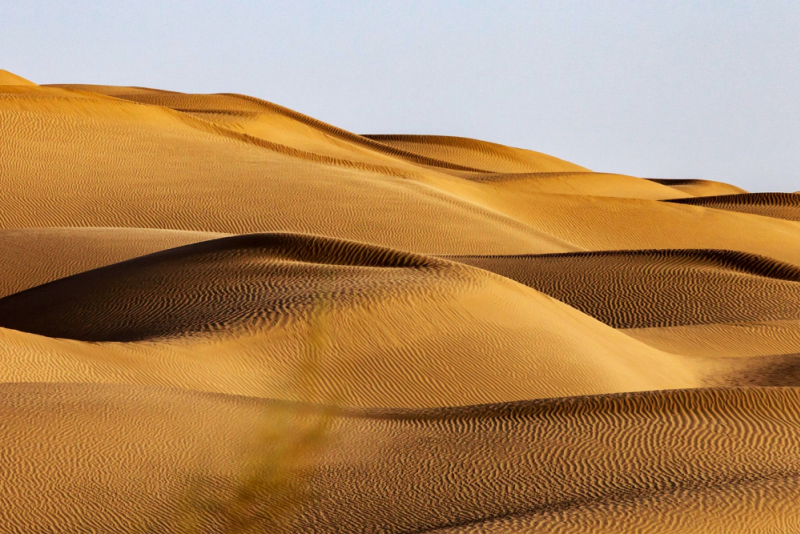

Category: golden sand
[1, 71, 799, 532]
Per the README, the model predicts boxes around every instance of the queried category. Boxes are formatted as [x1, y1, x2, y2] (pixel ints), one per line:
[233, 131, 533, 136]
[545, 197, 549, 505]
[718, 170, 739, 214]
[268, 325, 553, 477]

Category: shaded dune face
[450, 249, 800, 328]
[666, 192, 800, 222]
[0, 233, 448, 341]
[1, 383, 799, 532]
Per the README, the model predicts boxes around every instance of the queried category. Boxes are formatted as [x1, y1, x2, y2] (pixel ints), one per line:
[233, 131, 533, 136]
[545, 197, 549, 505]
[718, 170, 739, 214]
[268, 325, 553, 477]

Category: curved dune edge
[449, 249, 800, 329]
[0, 227, 225, 298]
[0, 233, 702, 407]
[449, 171, 691, 200]
[363, 134, 590, 173]
[0, 383, 798, 532]
[457, 193, 800, 266]
[666, 192, 800, 222]
[45, 85, 492, 174]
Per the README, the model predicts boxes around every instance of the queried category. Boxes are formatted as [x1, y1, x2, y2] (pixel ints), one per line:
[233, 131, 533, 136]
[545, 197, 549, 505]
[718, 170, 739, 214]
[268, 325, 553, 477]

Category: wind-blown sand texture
[666, 192, 800, 222]
[1, 71, 799, 532]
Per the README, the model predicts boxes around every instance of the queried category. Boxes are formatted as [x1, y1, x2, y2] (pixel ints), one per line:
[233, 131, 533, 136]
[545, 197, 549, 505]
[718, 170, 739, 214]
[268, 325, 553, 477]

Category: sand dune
[1, 84, 579, 255]
[1, 383, 799, 532]
[647, 178, 748, 196]
[0, 227, 221, 298]
[1, 70, 798, 532]
[363, 134, 589, 173]
[667, 192, 800, 222]
[0, 233, 702, 406]
[451, 249, 800, 387]
[46, 86, 488, 174]
[451, 171, 692, 200]
[450, 249, 800, 328]
[622, 319, 800, 356]
[454, 192, 800, 265]
[6, 83, 796, 261]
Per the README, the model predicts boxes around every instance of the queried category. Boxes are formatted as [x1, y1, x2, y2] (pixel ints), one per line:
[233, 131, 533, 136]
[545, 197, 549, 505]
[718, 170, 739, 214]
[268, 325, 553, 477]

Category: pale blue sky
[3, 1, 799, 191]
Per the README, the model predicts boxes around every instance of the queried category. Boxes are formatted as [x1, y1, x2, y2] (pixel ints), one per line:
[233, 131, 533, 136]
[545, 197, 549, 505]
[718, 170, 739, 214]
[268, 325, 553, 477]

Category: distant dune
[666, 192, 800, 222]
[647, 177, 749, 197]
[451, 249, 800, 329]
[1, 70, 799, 532]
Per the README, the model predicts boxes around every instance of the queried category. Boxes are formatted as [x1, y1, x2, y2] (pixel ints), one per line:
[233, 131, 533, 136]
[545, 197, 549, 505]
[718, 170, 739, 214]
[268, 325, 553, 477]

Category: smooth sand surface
[623, 320, 800, 358]
[0, 69, 36, 85]
[2, 71, 799, 531]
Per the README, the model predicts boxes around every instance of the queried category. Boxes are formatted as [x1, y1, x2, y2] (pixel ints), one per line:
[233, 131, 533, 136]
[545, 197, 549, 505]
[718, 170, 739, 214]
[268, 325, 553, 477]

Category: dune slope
[1, 84, 579, 255]
[0, 234, 700, 407]
[647, 178, 748, 197]
[0, 227, 222, 298]
[623, 320, 800, 358]
[364, 134, 589, 173]
[0, 384, 799, 533]
[450, 249, 800, 329]
[0, 69, 36, 86]
[667, 192, 800, 222]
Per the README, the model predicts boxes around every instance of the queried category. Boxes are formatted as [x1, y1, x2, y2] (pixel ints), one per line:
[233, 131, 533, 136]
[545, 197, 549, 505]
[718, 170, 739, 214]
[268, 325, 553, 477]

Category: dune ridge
[363, 134, 590, 173]
[0, 227, 223, 298]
